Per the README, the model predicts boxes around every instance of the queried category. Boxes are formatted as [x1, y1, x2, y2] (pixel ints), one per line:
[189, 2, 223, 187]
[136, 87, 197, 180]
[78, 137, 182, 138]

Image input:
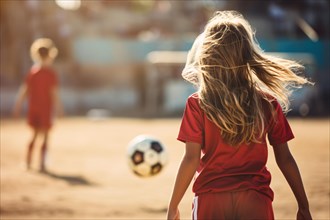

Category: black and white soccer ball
[127, 135, 168, 177]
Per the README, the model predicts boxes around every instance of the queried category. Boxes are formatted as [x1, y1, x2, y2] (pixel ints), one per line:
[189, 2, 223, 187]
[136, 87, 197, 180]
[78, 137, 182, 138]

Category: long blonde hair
[190, 11, 310, 146]
[30, 38, 58, 63]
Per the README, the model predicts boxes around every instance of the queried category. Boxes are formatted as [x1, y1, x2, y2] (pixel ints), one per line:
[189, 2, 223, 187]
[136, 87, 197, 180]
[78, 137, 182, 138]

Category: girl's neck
[34, 60, 52, 68]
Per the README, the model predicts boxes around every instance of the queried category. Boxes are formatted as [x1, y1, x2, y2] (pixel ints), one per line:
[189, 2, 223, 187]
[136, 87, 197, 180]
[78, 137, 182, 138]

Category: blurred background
[1, 1, 329, 219]
[1, 0, 329, 117]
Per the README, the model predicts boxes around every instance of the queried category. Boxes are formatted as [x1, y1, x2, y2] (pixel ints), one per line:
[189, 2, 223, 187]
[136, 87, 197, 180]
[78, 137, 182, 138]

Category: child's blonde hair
[30, 38, 58, 62]
[183, 11, 311, 146]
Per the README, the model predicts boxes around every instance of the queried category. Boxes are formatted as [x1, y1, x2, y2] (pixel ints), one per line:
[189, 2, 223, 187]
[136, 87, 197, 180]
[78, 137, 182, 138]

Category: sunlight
[55, 0, 81, 10]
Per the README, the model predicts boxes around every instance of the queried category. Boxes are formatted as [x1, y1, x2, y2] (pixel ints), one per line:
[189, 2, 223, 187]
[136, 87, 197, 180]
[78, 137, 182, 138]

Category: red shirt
[177, 93, 294, 200]
[25, 66, 58, 116]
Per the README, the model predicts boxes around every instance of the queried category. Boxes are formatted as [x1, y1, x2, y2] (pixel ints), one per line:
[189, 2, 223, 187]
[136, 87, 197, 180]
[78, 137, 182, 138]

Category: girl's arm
[167, 142, 201, 220]
[272, 142, 312, 220]
[12, 83, 28, 117]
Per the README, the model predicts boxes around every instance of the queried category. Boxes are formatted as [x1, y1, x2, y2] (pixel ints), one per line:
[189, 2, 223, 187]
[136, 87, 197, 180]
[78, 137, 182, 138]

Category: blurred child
[13, 38, 63, 172]
[167, 11, 312, 220]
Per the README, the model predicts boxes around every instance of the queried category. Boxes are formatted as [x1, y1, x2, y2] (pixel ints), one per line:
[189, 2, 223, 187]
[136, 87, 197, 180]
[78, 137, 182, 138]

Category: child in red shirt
[167, 11, 312, 220]
[13, 38, 63, 172]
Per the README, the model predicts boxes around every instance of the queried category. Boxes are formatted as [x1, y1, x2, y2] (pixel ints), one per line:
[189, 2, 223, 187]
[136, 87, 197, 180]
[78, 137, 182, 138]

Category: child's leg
[27, 128, 38, 170]
[39, 129, 49, 172]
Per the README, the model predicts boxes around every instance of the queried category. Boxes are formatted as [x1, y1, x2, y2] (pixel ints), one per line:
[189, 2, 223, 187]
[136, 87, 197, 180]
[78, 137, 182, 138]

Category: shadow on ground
[40, 170, 95, 186]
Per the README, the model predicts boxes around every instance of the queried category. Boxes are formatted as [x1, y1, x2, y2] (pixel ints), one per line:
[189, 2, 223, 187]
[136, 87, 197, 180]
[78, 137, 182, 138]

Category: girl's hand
[167, 207, 180, 220]
[297, 208, 312, 220]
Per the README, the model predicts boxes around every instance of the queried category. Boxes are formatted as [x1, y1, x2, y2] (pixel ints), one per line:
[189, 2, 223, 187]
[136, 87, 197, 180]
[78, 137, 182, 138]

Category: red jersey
[25, 65, 58, 129]
[177, 93, 294, 200]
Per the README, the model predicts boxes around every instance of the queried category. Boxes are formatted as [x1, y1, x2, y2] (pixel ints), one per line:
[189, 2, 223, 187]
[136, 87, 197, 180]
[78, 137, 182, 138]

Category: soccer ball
[127, 135, 168, 177]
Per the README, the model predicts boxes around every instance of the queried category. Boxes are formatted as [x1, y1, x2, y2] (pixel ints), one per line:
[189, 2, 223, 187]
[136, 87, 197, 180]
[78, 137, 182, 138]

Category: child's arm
[12, 84, 28, 117]
[272, 142, 312, 220]
[51, 86, 63, 117]
[167, 142, 201, 220]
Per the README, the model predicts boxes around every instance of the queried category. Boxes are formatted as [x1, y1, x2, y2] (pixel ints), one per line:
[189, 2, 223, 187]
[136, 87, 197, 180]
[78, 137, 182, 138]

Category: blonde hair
[30, 38, 58, 62]
[185, 11, 311, 146]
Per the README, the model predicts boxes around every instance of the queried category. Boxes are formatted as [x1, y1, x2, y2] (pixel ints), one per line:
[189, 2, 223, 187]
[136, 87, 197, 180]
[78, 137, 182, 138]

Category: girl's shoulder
[260, 93, 281, 110]
[187, 92, 200, 105]
[189, 92, 199, 99]
[29, 64, 41, 74]
[186, 93, 204, 113]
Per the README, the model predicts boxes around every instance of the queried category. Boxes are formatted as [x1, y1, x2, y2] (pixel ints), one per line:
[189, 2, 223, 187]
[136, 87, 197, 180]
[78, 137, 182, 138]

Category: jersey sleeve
[267, 100, 294, 146]
[177, 95, 204, 145]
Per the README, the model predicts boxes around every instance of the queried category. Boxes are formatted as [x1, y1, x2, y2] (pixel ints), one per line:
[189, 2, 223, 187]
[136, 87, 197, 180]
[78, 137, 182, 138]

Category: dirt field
[0, 117, 329, 219]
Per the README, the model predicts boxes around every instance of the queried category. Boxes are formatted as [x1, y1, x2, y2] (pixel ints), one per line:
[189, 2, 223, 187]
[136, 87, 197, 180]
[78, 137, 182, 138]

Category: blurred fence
[1, 1, 329, 117]
[1, 38, 329, 117]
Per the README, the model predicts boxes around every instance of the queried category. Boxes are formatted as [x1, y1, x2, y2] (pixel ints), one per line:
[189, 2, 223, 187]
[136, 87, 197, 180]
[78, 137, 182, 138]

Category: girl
[13, 38, 63, 172]
[167, 11, 312, 220]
